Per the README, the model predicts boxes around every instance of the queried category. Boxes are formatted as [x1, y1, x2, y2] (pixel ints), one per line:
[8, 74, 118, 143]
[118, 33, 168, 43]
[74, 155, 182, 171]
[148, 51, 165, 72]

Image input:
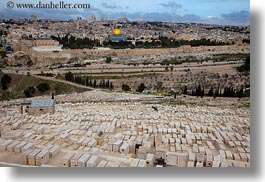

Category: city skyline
[0, 0, 250, 26]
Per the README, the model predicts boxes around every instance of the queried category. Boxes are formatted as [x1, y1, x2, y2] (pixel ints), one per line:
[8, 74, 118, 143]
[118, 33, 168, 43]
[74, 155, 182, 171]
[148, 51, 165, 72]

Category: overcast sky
[0, 0, 250, 25]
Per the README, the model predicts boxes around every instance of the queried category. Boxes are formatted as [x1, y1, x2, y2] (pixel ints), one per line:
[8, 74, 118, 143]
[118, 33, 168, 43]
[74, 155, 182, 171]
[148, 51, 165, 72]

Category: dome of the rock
[112, 29, 122, 35]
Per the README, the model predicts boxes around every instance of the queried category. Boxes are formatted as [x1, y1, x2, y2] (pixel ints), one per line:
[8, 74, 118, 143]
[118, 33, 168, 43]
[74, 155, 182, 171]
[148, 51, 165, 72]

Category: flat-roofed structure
[28, 99, 55, 115]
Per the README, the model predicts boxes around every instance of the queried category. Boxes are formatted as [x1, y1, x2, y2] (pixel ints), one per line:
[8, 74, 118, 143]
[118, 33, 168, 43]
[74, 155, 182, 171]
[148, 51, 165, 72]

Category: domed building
[112, 29, 122, 35]
[107, 29, 127, 43]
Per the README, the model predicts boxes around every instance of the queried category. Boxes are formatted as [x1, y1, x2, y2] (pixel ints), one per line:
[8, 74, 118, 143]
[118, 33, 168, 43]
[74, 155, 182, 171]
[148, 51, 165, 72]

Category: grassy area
[151, 53, 249, 65]
[157, 96, 250, 109]
[59, 72, 158, 80]
[211, 53, 249, 62]
[0, 71, 87, 100]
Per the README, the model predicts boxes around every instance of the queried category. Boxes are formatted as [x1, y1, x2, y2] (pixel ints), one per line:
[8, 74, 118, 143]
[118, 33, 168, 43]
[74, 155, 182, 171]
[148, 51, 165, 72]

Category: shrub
[1, 74, 12, 90]
[24, 87, 35, 98]
[37, 83, 50, 93]
[122, 84, 131, 92]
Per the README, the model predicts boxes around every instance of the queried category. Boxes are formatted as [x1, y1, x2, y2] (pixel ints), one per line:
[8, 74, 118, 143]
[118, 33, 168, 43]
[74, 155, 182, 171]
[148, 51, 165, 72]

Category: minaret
[76, 16, 81, 30]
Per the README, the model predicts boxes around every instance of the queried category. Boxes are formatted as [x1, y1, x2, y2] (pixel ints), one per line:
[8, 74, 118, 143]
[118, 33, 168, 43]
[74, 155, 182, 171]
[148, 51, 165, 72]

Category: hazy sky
[0, 0, 250, 25]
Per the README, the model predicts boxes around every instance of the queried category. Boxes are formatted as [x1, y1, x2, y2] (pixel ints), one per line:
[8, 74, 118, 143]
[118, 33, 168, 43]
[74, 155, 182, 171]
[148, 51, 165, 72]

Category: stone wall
[28, 106, 55, 115]
[27, 45, 250, 67]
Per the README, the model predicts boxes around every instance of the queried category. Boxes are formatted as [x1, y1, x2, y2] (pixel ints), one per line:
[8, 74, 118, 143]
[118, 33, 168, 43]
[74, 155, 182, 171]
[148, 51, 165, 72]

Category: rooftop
[29, 99, 55, 108]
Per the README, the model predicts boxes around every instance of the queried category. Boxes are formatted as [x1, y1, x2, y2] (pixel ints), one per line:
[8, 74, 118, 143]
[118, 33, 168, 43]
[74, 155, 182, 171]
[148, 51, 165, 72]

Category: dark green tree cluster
[38, 72, 54, 77]
[134, 37, 229, 49]
[51, 35, 99, 49]
[192, 85, 217, 98]
[213, 86, 222, 98]
[0, 51, 7, 58]
[207, 87, 214, 96]
[73, 63, 87, 67]
[27, 60, 33, 67]
[105, 57, 112, 64]
[191, 85, 245, 98]
[0, 30, 8, 37]
[135, 39, 162, 48]
[37, 83, 50, 93]
[161, 58, 184, 65]
[180, 38, 228, 47]
[103, 36, 229, 49]
[191, 85, 204, 98]
[136, 83, 145, 93]
[103, 41, 135, 49]
[24, 86, 35, 98]
[237, 55, 250, 72]
[135, 37, 229, 48]
[242, 39, 250, 44]
[86, 79, 113, 89]
[122, 84, 131, 92]
[1, 74, 12, 90]
[65, 72, 114, 89]
[65, 71, 74, 82]
[222, 86, 244, 98]
[53, 33, 231, 50]
[192, 85, 222, 98]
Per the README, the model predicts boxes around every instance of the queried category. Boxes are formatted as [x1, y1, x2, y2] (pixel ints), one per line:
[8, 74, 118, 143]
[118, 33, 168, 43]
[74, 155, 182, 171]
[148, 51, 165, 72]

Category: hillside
[0, 71, 88, 100]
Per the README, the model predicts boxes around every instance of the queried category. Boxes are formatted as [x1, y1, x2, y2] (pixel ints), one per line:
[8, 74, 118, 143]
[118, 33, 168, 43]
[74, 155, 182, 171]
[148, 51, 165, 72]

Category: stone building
[27, 99, 55, 115]
[107, 29, 127, 43]
[13, 38, 59, 52]
[32, 38, 59, 47]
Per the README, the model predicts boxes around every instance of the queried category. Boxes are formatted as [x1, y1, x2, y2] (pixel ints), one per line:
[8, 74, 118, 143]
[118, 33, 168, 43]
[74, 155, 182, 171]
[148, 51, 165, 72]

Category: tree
[237, 55, 250, 72]
[182, 85, 188, 95]
[237, 86, 244, 98]
[37, 83, 50, 93]
[244, 55, 250, 71]
[89, 80, 92, 87]
[201, 88, 204, 98]
[106, 56, 112, 64]
[0, 51, 6, 58]
[65, 71, 74, 81]
[27, 60, 33, 67]
[208, 87, 214, 96]
[122, 84, 131, 92]
[196, 85, 202, 97]
[192, 89, 195, 96]
[85, 77, 89, 86]
[1, 74, 12, 90]
[24, 87, 35, 98]
[214, 88, 219, 98]
[137, 83, 146, 93]
[93, 80, 97, 88]
[222, 86, 236, 97]
[109, 82, 114, 90]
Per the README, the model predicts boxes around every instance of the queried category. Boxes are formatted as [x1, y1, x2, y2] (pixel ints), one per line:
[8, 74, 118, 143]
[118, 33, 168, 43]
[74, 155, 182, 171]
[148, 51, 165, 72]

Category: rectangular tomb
[35, 149, 49, 166]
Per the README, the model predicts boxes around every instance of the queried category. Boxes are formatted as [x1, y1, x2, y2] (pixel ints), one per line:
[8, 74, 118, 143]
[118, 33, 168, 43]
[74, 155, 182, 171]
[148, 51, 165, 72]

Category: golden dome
[112, 29, 122, 35]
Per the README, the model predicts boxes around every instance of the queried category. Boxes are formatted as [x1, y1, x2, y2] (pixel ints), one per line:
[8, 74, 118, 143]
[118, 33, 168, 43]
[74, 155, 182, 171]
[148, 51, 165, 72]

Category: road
[32, 75, 94, 90]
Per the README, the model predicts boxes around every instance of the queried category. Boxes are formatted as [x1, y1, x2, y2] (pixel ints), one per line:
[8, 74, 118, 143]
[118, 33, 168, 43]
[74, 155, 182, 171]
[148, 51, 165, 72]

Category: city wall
[27, 45, 250, 67]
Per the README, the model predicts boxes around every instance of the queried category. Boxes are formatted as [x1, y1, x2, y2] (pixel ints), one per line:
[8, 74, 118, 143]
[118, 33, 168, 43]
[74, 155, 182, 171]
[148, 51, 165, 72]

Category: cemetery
[0, 90, 250, 167]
